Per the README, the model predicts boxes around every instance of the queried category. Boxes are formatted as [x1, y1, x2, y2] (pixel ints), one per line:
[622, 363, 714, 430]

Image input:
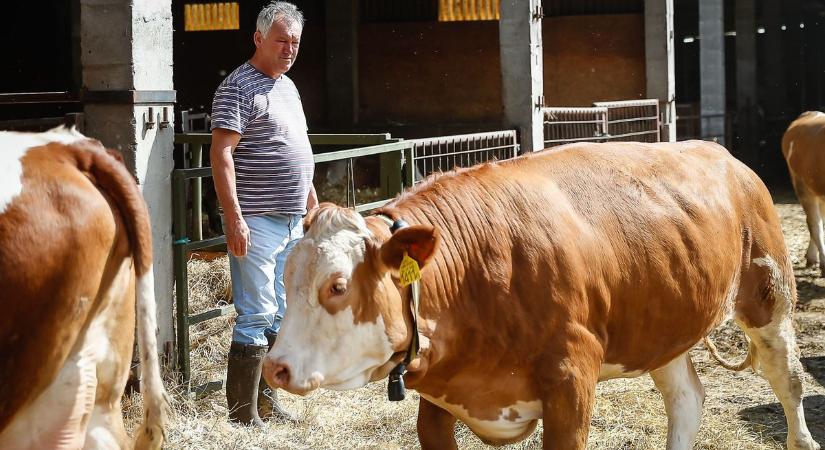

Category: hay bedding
[123, 190, 825, 449]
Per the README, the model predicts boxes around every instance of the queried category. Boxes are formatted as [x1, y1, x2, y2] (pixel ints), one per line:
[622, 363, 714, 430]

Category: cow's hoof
[789, 435, 820, 450]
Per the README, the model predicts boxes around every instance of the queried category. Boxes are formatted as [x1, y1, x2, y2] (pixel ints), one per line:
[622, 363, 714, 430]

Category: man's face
[254, 19, 302, 75]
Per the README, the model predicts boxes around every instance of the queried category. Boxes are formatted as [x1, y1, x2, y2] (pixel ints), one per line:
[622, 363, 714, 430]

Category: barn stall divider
[543, 98, 661, 147]
[171, 130, 519, 395]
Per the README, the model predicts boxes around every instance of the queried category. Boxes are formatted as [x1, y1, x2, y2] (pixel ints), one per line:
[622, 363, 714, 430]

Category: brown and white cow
[783, 111, 825, 276]
[0, 127, 168, 449]
[263, 140, 819, 450]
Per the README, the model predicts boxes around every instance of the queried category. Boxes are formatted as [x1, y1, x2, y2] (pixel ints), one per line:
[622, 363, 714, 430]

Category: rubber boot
[226, 342, 267, 427]
[258, 331, 298, 422]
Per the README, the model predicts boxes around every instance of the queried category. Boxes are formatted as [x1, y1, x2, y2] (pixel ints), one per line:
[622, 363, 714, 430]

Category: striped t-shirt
[211, 62, 314, 216]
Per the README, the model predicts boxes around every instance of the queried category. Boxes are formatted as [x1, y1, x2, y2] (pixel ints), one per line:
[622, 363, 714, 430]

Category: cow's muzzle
[262, 357, 323, 395]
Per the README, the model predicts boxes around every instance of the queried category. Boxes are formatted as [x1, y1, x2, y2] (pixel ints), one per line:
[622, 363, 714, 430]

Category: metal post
[404, 146, 416, 188]
[191, 143, 203, 241]
[172, 172, 191, 388]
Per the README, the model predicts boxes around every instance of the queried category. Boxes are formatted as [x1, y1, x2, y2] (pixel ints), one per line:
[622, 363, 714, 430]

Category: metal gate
[543, 99, 661, 147]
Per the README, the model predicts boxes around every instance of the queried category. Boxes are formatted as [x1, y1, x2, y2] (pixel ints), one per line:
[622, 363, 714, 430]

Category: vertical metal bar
[421, 142, 428, 180]
[191, 143, 203, 242]
[381, 150, 403, 197]
[404, 145, 415, 187]
[172, 171, 191, 389]
[347, 157, 355, 208]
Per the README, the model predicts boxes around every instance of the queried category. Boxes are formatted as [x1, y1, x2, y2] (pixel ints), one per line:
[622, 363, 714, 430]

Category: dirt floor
[125, 188, 825, 449]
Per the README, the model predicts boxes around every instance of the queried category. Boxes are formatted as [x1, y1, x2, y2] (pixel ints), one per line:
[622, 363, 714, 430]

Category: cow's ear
[379, 225, 439, 271]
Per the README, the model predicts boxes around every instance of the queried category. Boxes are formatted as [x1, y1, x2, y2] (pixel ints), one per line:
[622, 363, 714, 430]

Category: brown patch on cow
[504, 408, 521, 421]
[0, 139, 152, 435]
[316, 272, 352, 315]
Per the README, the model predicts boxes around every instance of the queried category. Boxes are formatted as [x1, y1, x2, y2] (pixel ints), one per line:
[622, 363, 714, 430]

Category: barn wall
[544, 14, 646, 106]
[357, 14, 645, 129]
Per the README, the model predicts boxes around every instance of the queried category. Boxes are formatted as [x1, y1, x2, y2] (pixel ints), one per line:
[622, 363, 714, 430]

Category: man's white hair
[257, 1, 305, 36]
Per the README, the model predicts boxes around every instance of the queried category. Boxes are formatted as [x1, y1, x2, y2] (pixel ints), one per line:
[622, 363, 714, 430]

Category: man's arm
[210, 128, 248, 257]
[306, 184, 319, 211]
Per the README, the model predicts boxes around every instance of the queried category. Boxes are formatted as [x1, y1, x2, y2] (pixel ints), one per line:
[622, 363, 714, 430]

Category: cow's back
[783, 111, 825, 195]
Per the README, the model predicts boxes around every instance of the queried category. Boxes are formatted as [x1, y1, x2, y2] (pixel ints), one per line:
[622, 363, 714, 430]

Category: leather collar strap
[374, 213, 420, 401]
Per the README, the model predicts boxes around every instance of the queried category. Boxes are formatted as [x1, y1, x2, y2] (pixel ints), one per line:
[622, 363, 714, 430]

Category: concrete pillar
[644, 0, 676, 142]
[499, 0, 544, 153]
[735, 0, 757, 157]
[699, 0, 726, 144]
[81, 0, 176, 357]
[325, 0, 359, 128]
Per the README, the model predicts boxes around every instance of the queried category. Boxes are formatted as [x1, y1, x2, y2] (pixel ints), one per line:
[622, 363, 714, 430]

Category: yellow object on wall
[184, 2, 239, 31]
[439, 0, 500, 21]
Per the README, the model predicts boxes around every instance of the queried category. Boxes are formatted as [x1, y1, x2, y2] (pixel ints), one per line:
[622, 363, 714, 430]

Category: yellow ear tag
[399, 252, 422, 287]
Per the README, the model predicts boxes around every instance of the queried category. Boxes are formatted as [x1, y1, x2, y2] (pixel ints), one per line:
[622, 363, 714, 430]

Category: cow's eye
[331, 278, 348, 295]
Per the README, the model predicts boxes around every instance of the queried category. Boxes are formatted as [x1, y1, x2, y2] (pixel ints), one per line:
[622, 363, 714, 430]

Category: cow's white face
[262, 204, 437, 395]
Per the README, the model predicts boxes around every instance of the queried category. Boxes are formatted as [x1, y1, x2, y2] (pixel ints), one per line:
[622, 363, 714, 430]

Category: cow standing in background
[0, 128, 168, 449]
[263, 141, 819, 450]
[783, 111, 825, 276]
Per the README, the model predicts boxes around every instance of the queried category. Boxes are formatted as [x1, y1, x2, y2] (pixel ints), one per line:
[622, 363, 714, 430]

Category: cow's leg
[737, 255, 819, 450]
[417, 398, 458, 450]
[650, 352, 705, 450]
[84, 402, 129, 450]
[793, 179, 824, 270]
[816, 196, 825, 275]
[539, 341, 600, 450]
[85, 268, 136, 450]
[740, 317, 819, 450]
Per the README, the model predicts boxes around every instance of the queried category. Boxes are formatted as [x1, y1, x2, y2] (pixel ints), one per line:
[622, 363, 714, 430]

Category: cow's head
[262, 203, 438, 394]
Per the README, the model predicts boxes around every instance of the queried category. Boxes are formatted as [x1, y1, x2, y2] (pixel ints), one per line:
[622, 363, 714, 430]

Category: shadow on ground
[802, 357, 825, 388]
[796, 280, 825, 305]
[739, 394, 825, 447]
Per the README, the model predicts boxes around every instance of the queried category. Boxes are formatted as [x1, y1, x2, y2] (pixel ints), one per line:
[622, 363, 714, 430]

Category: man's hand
[225, 215, 250, 257]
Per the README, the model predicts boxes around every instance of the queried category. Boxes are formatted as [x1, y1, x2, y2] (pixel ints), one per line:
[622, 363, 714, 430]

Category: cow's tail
[703, 336, 756, 372]
[79, 141, 170, 450]
[133, 267, 170, 450]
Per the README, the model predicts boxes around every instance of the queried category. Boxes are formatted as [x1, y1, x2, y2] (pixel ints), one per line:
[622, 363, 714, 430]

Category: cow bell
[388, 363, 406, 401]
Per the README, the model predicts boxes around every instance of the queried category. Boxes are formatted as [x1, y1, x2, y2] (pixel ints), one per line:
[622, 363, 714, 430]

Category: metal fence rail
[542, 99, 661, 147]
[543, 107, 608, 147]
[172, 129, 519, 394]
[411, 130, 519, 182]
[593, 99, 660, 143]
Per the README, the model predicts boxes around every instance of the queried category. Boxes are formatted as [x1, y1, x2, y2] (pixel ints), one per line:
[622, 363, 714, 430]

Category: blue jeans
[224, 213, 303, 346]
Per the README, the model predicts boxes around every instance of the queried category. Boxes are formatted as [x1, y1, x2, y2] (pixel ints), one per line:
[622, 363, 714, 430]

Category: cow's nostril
[263, 358, 291, 388]
[274, 364, 290, 386]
